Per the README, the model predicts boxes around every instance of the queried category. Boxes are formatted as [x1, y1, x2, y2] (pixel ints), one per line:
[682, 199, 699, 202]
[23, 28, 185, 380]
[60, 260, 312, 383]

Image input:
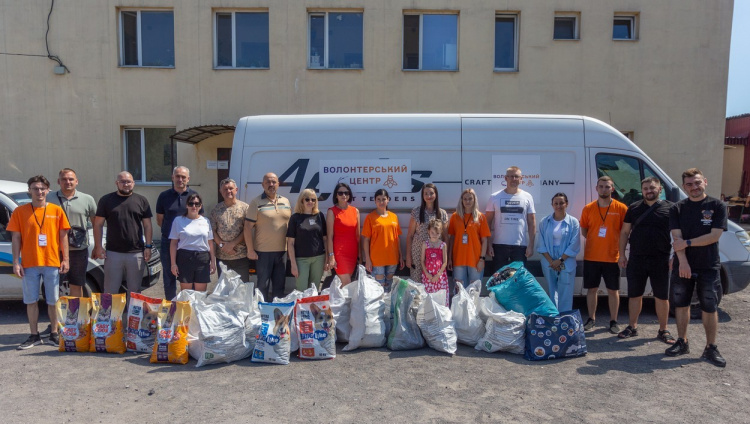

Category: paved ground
[1, 275, 748, 423]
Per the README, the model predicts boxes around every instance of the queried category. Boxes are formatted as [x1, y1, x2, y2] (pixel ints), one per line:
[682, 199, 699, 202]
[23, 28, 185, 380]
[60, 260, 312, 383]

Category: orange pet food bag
[90, 293, 127, 354]
[56, 296, 91, 352]
[150, 300, 191, 364]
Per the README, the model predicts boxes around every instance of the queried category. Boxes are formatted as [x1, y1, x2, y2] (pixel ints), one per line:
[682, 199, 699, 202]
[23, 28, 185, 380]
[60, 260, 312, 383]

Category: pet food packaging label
[90, 293, 127, 354]
[251, 301, 295, 365]
[296, 295, 336, 360]
[150, 300, 191, 364]
[126, 293, 163, 353]
[56, 296, 92, 352]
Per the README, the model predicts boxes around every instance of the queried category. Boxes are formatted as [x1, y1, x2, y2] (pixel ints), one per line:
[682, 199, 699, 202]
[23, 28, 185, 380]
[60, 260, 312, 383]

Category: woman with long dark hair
[326, 182, 360, 286]
[405, 183, 448, 281]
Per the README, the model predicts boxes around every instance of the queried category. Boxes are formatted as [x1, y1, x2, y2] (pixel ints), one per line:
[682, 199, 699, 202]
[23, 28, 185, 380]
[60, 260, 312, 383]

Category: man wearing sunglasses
[209, 178, 250, 281]
[245, 172, 292, 300]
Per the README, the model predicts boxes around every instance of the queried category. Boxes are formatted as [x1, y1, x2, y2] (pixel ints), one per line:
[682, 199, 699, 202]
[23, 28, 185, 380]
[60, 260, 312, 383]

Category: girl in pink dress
[421, 219, 449, 306]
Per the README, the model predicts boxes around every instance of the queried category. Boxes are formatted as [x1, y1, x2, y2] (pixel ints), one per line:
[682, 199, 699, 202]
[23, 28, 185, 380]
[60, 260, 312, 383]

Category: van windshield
[8, 192, 32, 205]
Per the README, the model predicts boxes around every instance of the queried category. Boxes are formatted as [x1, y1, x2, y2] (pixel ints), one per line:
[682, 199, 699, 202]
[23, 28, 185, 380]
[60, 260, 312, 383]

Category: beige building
[0, 0, 733, 235]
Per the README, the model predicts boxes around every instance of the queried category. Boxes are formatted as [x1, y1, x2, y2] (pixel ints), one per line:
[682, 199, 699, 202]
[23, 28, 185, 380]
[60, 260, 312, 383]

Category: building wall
[723, 145, 745, 197]
[0, 0, 733, 235]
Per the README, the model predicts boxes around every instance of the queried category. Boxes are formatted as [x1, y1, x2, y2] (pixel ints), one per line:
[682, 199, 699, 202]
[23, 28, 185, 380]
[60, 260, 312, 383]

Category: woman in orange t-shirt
[448, 189, 491, 288]
[326, 183, 360, 286]
[362, 189, 404, 292]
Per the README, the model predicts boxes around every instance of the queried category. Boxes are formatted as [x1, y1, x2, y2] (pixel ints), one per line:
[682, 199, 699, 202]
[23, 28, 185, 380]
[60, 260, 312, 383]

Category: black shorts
[63, 249, 89, 286]
[176, 249, 211, 284]
[669, 267, 721, 313]
[626, 254, 670, 299]
[583, 260, 621, 290]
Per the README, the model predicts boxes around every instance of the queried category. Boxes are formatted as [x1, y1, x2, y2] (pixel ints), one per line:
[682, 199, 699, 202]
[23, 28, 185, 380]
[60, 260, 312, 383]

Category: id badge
[308, 218, 316, 226]
[38, 234, 48, 246]
[598, 226, 607, 238]
[462, 233, 468, 244]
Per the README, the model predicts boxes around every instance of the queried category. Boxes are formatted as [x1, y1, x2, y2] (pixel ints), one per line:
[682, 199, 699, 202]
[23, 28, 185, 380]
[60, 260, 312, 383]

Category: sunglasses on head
[304, 198, 316, 203]
[187, 202, 202, 207]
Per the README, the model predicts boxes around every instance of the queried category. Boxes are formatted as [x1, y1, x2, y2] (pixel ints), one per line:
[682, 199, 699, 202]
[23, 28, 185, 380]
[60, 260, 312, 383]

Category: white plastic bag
[387, 278, 425, 350]
[474, 295, 526, 354]
[326, 276, 353, 342]
[417, 290, 457, 354]
[343, 266, 387, 351]
[451, 282, 486, 346]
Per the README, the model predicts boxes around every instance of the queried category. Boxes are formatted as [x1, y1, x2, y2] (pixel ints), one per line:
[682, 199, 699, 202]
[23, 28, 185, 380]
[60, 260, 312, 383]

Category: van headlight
[735, 230, 750, 253]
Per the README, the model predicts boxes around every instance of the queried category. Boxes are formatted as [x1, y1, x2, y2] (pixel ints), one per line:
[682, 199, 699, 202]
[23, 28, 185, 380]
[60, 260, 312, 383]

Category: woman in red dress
[326, 182, 360, 285]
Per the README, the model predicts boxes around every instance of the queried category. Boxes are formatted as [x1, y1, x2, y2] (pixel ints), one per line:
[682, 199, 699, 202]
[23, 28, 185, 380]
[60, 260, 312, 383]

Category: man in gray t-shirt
[47, 168, 96, 298]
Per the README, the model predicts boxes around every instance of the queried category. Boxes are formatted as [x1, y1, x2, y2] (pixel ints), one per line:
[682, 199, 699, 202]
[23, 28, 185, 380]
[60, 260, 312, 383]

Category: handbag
[57, 194, 87, 249]
[524, 309, 587, 361]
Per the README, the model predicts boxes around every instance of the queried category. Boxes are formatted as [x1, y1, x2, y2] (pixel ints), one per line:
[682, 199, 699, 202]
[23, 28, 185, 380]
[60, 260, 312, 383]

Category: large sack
[417, 290, 457, 355]
[57, 296, 91, 352]
[297, 295, 336, 359]
[150, 300, 191, 364]
[325, 276, 354, 342]
[343, 265, 387, 351]
[487, 261, 559, 317]
[525, 310, 587, 361]
[474, 295, 526, 354]
[387, 278, 425, 350]
[90, 293, 127, 354]
[451, 282, 485, 346]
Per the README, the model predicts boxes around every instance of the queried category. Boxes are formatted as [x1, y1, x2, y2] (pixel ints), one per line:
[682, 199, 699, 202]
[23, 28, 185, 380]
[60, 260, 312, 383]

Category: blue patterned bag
[524, 310, 587, 361]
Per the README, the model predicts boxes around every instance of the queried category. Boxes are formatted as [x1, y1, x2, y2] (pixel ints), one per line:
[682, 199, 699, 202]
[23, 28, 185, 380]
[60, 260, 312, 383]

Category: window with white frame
[308, 12, 363, 69]
[215, 11, 269, 68]
[402, 13, 458, 71]
[494, 14, 518, 71]
[554, 13, 579, 40]
[124, 128, 176, 183]
[613, 15, 637, 40]
[120, 10, 175, 67]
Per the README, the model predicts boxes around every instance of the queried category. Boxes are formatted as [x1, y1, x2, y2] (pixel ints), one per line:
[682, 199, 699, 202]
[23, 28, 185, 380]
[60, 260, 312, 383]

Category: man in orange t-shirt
[580, 176, 627, 334]
[8, 175, 71, 350]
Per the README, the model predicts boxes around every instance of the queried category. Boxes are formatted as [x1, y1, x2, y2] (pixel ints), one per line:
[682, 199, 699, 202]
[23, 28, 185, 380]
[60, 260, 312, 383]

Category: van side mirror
[667, 186, 680, 202]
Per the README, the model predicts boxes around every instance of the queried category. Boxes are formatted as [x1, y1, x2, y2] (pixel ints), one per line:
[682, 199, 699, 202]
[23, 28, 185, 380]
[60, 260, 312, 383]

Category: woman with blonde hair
[447, 188, 491, 288]
[286, 188, 328, 291]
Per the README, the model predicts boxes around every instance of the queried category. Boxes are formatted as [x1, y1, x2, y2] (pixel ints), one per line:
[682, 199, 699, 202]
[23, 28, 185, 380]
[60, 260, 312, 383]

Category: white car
[0, 180, 161, 299]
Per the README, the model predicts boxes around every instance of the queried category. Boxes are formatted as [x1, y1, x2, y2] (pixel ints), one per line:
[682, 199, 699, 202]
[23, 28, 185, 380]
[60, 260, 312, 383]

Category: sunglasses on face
[304, 198, 316, 203]
[187, 202, 202, 207]
[337, 191, 349, 196]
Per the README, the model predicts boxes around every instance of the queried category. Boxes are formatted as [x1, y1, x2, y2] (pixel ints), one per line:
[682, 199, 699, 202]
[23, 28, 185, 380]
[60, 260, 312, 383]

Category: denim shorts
[452, 266, 483, 286]
[22, 266, 59, 305]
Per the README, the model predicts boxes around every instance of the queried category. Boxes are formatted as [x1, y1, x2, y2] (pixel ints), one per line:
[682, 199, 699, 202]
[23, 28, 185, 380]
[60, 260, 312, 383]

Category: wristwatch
[479, 256, 485, 260]
[144, 244, 153, 249]
[686, 239, 692, 247]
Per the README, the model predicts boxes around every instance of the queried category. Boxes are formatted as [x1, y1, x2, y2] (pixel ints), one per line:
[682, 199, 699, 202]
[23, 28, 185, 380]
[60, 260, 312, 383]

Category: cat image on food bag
[90, 293, 127, 354]
[150, 301, 191, 364]
[272, 308, 291, 357]
[57, 297, 91, 352]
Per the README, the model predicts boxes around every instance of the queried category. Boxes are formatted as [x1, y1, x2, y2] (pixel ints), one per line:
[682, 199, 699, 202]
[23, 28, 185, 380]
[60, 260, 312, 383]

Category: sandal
[657, 329, 676, 344]
[617, 325, 638, 338]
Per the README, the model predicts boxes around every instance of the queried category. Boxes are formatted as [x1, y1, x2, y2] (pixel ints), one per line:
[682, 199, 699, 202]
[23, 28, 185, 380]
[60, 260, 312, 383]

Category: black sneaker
[48, 332, 59, 346]
[39, 324, 52, 338]
[701, 344, 727, 368]
[609, 320, 621, 334]
[584, 318, 596, 331]
[17, 334, 42, 350]
[665, 338, 690, 356]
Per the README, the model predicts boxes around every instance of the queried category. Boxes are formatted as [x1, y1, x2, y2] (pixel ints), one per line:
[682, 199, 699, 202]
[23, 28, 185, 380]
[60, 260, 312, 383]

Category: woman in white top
[169, 193, 216, 294]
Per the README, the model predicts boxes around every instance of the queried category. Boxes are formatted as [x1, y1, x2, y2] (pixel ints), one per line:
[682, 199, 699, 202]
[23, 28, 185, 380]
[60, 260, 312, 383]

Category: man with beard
[93, 171, 153, 295]
[580, 176, 627, 333]
[617, 177, 675, 343]
[666, 168, 727, 367]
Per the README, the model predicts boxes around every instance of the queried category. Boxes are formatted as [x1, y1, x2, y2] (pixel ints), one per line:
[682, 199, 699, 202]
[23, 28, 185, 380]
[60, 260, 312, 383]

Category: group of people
[9, 165, 727, 367]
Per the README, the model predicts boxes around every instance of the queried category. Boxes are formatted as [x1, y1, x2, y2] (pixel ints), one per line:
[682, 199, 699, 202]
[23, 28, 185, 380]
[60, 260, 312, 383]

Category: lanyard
[597, 201, 612, 225]
[463, 213, 473, 233]
[33, 204, 47, 232]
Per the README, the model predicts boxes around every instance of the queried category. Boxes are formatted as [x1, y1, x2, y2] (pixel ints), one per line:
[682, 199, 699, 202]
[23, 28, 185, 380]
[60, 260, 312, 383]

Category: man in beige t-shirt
[209, 178, 250, 281]
[244, 173, 292, 300]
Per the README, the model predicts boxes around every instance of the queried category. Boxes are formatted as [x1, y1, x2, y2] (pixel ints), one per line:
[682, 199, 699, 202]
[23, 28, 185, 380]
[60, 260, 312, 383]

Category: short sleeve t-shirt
[624, 199, 673, 256]
[209, 200, 249, 260]
[669, 196, 727, 270]
[580, 199, 627, 263]
[286, 212, 327, 258]
[485, 189, 536, 246]
[448, 212, 491, 267]
[156, 188, 202, 239]
[362, 210, 402, 267]
[47, 190, 97, 250]
[96, 192, 153, 253]
[7, 203, 71, 268]
[169, 215, 213, 252]
[245, 193, 292, 252]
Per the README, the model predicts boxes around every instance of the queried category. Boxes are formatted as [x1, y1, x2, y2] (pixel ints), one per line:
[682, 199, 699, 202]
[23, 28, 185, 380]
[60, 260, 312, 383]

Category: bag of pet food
[451, 282, 486, 346]
[296, 295, 336, 360]
[524, 310, 587, 361]
[251, 301, 295, 365]
[90, 293, 127, 354]
[387, 278, 425, 351]
[56, 296, 91, 352]
[126, 292, 163, 353]
[487, 261, 559, 317]
[417, 290, 457, 355]
[343, 266, 387, 351]
[274, 290, 304, 352]
[150, 300, 191, 364]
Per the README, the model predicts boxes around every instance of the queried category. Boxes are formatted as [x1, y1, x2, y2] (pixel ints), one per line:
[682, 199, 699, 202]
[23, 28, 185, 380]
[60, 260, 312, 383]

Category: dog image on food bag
[56, 297, 91, 352]
[251, 301, 294, 364]
[126, 293, 163, 353]
[297, 295, 336, 360]
[90, 293, 127, 354]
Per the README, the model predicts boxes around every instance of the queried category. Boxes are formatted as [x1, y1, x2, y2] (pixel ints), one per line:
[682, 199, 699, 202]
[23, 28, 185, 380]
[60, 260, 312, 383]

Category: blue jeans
[161, 237, 177, 300]
[541, 259, 575, 313]
[371, 264, 397, 293]
[22, 266, 59, 305]
[452, 266, 483, 287]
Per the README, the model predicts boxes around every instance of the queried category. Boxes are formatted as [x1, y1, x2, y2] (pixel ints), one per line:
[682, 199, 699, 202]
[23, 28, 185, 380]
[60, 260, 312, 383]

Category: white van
[229, 114, 750, 300]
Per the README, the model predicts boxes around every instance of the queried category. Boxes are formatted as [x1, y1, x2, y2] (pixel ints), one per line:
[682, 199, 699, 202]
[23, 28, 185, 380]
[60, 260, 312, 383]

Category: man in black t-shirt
[93, 172, 153, 295]
[665, 168, 727, 367]
[618, 177, 674, 342]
